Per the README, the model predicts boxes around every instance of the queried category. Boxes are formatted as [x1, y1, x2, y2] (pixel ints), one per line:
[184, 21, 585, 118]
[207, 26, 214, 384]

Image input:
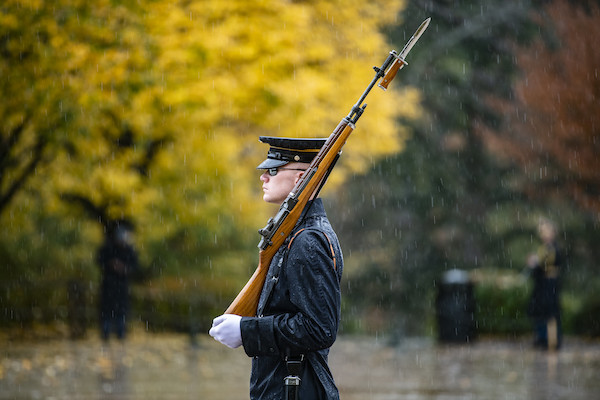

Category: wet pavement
[334, 337, 600, 400]
[1, 330, 599, 399]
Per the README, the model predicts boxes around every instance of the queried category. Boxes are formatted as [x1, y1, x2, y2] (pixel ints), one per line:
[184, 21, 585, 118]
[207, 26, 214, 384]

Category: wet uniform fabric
[240, 198, 343, 400]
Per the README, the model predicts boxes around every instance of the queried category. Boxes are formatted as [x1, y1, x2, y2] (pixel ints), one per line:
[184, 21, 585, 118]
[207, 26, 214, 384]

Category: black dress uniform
[97, 227, 138, 340]
[527, 240, 563, 349]
[241, 136, 344, 399]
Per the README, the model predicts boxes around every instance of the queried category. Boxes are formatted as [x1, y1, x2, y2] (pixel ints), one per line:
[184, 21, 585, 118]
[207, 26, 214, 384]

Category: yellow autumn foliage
[1, 0, 422, 281]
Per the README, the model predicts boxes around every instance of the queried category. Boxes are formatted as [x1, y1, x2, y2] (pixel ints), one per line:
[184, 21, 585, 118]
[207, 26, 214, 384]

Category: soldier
[526, 218, 563, 350]
[210, 136, 344, 399]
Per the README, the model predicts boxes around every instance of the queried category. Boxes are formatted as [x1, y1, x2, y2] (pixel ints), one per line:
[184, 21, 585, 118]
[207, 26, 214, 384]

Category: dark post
[435, 269, 476, 343]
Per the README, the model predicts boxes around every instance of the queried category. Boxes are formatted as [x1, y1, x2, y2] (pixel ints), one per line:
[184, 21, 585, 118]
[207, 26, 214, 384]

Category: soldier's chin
[263, 194, 281, 204]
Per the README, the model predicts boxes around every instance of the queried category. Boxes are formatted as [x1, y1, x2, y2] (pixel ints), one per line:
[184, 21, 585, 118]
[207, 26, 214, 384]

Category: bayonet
[379, 17, 431, 90]
[399, 17, 431, 60]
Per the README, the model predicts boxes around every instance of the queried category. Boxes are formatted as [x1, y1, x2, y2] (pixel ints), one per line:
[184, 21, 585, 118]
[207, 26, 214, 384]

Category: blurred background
[1, 0, 599, 343]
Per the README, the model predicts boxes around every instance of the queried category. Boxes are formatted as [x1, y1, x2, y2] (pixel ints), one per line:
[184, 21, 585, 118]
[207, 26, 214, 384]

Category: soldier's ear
[295, 170, 306, 184]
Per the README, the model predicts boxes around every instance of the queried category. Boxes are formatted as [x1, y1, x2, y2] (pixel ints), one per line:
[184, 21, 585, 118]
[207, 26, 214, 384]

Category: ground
[1, 326, 599, 399]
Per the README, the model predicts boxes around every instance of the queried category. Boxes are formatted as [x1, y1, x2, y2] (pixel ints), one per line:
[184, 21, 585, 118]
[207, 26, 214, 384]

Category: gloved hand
[209, 314, 243, 348]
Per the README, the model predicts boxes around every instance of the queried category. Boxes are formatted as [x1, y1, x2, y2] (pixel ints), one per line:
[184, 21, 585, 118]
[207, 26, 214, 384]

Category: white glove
[209, 314, 242, 348]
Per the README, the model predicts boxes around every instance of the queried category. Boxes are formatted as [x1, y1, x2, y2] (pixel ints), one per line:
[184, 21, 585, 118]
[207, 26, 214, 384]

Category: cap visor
[256, 158, 288, 169]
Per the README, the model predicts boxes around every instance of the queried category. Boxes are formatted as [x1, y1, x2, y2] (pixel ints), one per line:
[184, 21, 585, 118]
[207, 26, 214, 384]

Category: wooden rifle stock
[224, 246, 279, 316]
[224, 18, 429, 317]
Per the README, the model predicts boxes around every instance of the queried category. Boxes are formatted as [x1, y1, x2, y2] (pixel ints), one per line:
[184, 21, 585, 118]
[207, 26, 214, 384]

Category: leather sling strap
[287, 228, 337, 270]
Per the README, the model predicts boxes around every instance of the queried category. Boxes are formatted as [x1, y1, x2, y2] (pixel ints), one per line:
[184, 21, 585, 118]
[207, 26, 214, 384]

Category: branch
[60, 192, 108, 226]
[0, 134, 46, 215]
[133, 136, 170, 177]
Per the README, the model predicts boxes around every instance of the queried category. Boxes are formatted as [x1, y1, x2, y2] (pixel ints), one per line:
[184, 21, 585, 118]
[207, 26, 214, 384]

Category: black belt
[284, 355, 304, 400]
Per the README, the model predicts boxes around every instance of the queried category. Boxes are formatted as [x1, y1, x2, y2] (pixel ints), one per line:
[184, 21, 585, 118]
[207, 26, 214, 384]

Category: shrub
[471, 268, 531, 337]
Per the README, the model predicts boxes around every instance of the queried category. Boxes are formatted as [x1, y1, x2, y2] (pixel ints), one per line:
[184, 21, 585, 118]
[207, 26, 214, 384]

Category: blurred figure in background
[526, 218, 563, 350]
[97, 223, 138, 341]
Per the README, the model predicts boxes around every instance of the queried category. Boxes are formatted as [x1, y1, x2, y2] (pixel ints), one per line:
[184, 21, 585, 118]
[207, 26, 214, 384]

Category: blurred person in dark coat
[97, 223, 138, 341]
[526, 218, 563, 350]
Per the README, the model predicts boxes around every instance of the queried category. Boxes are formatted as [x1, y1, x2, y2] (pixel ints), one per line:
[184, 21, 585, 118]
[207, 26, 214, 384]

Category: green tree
[331, 0, 600, 338]
[330, 0, 549, 336]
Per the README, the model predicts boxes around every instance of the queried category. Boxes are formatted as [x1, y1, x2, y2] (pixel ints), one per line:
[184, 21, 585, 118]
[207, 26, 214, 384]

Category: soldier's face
[260, 163, 306, 204]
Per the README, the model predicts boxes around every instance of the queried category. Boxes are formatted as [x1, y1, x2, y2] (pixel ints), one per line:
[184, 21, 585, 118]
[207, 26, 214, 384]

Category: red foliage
[480, 0, 600, 216]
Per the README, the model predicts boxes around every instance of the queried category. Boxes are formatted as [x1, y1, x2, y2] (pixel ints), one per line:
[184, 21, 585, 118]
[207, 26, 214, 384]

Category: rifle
[225, 18, 431, 317]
